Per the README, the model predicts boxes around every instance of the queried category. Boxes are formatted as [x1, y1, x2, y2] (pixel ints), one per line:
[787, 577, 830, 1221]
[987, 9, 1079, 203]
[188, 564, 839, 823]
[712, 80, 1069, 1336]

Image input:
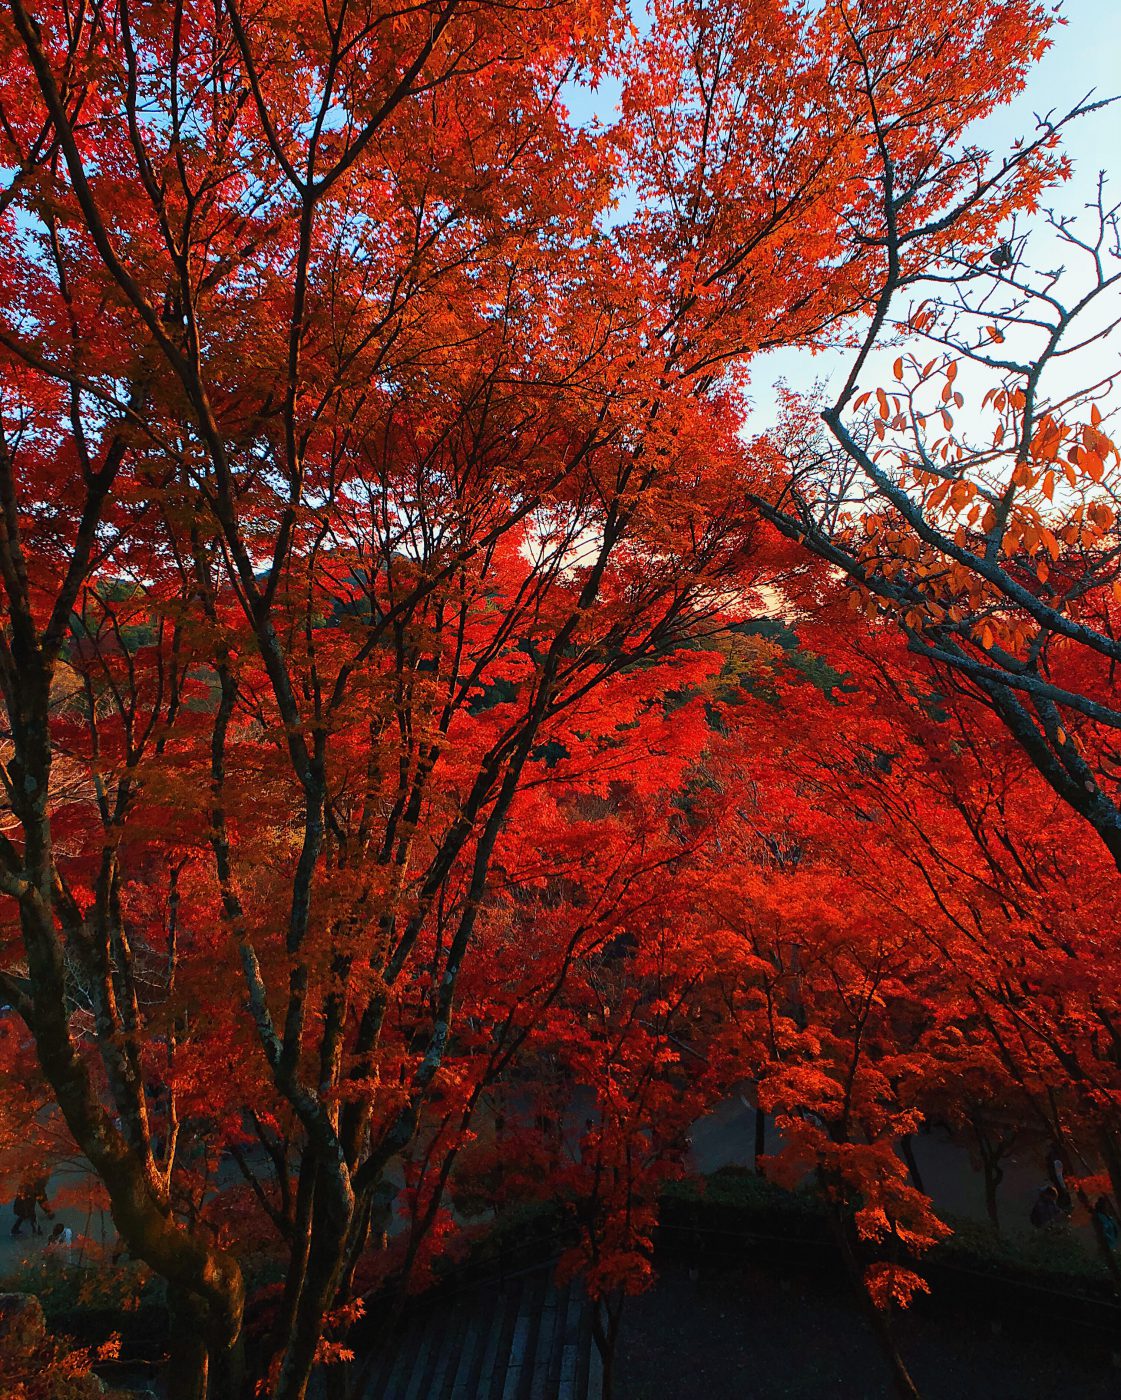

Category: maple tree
[0, 0, 1109, 1398]
[757, 103, 1121, 865]
[713, 589, 1121, 1372]
[422, 748, 736, 1398]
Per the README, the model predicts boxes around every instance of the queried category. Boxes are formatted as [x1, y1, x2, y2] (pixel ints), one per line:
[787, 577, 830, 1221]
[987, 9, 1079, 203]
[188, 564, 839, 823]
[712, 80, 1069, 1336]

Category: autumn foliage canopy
[0, 0, 1118, 1396]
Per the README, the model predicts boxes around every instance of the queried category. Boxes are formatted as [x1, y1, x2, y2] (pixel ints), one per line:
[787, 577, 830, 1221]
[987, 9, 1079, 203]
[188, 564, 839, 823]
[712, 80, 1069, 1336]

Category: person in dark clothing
[46, 1222, 73, 1255]
[10, 1175, 53, 1237]
[1092, 1196, 1119, 1251]
[1030, 1183, 1063, 1229]
[1046, 1144, 1073, 1213]
[10, 1186, 38, 1237]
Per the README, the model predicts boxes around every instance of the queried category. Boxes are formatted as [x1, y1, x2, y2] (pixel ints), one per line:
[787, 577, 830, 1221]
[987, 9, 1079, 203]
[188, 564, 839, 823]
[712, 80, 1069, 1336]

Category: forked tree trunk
[276, 1150, 319, 1360]
[274, 1165, 355, 1400]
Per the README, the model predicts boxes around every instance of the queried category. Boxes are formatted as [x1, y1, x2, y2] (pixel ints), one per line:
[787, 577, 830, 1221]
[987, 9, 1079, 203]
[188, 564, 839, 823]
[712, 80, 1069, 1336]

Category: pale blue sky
[974, 0, 1120, 196]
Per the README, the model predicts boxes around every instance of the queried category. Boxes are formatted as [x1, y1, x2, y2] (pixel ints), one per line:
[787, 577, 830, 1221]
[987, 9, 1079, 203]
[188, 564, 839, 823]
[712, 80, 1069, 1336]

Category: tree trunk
[754, 1104, 766, 1174]
[590, 1291, 624, 1400]
[1098, 1122, 1121, 1218]
[274, 1166, 354, 1400]
[900, 1134, 925, 1195]
[21, 929, 247, 1399]
[168, 1288, 209, 1400]
[206, 1327, 247, 1400]
[983, 1162, 1002, 1232]
[276, 1150, 318, 1355]
[335, 1188, 373, 1304]
[828, 1205, 923, 1400]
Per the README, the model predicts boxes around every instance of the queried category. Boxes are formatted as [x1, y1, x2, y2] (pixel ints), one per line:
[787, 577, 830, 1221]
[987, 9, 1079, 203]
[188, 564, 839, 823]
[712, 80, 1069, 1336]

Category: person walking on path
[10, 1174, 54, 1238]
[10, 1184, 38, 1237]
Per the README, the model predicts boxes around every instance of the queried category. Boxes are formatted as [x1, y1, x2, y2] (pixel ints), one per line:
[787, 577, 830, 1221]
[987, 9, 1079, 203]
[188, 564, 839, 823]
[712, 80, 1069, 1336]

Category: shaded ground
[619, 1258, 1119, 1400]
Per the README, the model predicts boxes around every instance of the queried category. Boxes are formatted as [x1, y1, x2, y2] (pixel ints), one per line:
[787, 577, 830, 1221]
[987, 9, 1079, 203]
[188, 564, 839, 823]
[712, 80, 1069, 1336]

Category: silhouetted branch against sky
[567, 1, 1120, 424]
